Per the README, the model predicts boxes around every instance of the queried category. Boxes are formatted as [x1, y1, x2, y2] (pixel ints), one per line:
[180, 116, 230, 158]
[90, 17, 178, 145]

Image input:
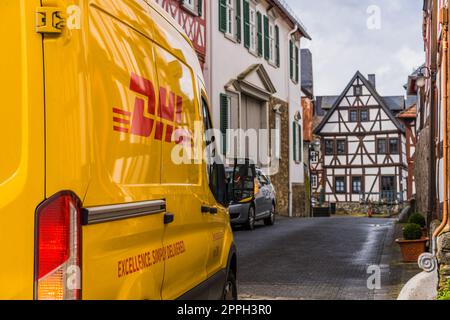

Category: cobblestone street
[234, 217, 421, 300]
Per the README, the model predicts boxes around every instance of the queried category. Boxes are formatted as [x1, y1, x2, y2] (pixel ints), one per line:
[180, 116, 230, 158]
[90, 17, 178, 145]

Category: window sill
[224, 33, 238, 43]
[248, 49, 260, 58]
[267, 60, 279, 69]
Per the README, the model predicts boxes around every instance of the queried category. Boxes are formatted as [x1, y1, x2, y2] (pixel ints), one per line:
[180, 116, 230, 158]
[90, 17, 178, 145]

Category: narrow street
[234, 217, 420, 300]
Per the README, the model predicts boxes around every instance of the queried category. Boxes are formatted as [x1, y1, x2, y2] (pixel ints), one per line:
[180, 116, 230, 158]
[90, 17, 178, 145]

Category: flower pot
[396, 238, 429, 263]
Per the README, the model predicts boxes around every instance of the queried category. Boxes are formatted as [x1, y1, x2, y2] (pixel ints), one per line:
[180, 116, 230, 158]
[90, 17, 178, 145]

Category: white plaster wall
[206, 0, 304, 185]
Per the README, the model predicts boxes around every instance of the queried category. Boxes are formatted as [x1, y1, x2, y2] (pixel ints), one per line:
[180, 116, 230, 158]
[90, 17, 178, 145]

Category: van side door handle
[164, 213, 175, 225]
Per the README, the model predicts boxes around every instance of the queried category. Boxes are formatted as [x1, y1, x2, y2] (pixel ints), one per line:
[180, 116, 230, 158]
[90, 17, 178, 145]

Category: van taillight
[35, 192, 82, 300]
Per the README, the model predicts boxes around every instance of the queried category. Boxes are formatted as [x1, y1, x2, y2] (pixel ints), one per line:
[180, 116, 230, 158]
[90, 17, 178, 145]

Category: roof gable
[314, 71, 405, 134]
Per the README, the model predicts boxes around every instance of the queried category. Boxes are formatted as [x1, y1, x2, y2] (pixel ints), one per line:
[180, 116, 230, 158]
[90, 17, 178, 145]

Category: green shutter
[257, 12, 263, 56]
[220, 94, 229, 154]
[263, 15, 270, 60]
[197, 0, 203, 17]
[298, 124, 302, 161]
[293, 122, 297, 162]
[219, 0, 227, 33]
[243, 0, 250, 48]
[236, 0, 242, 42]
[275, 25, 280, 67]
[295, 45, 299, 83]
[289, 40, 293, 79]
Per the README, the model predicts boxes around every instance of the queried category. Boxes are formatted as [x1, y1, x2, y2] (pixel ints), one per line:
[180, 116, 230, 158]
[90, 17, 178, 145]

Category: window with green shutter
[263, 16, 270, 60]
[293, 122, 297, 162]
[295, 45, 299, 83]
[275, 25, 280, 67]
[243, 0, 250, 48]
[257, 12, 263, 56]
[298, 123, 302, 161]
[289, 40, 294, 79]
[220, 94, 230, 155]
[289, 39, 299, 82]
[219, 0, 227, 33]
[293, 122, 302, 162]
[197, 0, 203, 17]
[236, 0, 242, 42]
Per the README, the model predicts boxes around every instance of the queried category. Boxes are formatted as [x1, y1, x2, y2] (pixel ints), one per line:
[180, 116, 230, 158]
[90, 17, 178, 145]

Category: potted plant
[396, 223, 429, 263]
[408, 213, 427, 237]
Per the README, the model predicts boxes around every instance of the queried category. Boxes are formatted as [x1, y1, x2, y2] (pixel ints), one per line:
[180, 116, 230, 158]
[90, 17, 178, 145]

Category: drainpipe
[433, 15, 450, 254]
[287, 25, 298, 218]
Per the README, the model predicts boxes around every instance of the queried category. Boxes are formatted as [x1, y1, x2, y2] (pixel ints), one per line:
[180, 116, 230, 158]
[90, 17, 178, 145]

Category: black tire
[264, 204, 276, 226]
[245, 206, 256, 230]
[222, 271, 237, 300]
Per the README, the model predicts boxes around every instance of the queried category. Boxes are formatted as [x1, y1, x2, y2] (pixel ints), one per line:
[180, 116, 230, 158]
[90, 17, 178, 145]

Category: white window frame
[268, 21, 276, 64]
[183, 0, 196, 12]
[226, 0, 235, 37]
[311, 175, 318, 189]
[249, 6, 257, 53]
[310, 151, 319, 163]
[275, 114, 281, 159]
[294, 121, 302, 163]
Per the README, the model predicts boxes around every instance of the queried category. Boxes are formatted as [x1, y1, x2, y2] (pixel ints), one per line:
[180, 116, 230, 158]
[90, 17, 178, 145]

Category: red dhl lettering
[112, 73, 191, 144]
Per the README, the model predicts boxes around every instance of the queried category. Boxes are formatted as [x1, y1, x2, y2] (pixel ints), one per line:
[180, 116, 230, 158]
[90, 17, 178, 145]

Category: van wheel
[245, 206, 256, 230]
[222, 272, 237, 300]
[264, 204, 275, 226]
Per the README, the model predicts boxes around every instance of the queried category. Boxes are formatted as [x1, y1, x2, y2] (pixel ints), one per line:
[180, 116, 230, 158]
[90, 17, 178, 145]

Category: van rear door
[0, 0, 45, 299]
[40, 0, 166, 299]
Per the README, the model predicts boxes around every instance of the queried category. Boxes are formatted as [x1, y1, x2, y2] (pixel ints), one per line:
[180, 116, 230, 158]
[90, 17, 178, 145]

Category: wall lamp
[416, 66, 433, 88]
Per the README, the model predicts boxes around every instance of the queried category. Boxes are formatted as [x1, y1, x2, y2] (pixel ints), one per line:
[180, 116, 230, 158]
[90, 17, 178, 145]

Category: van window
[202, 97, 225, 203]
[155, 46, 201, 185]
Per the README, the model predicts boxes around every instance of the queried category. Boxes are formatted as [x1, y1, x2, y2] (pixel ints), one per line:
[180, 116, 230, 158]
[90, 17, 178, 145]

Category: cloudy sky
[286, 0, 424, 96]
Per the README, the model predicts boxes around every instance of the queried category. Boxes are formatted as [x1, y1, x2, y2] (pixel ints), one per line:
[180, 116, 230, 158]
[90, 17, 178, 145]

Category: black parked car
[226, 168, 276, 230]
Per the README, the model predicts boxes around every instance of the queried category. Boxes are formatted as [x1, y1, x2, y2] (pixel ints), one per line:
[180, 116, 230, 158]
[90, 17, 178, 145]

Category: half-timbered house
[397, 103, 417, 200]
[314, 72, 409, 208]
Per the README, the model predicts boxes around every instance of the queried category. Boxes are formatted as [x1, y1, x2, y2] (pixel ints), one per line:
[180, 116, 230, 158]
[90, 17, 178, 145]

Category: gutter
[287, 25, 298, 218]
[433, 11, 450, 252]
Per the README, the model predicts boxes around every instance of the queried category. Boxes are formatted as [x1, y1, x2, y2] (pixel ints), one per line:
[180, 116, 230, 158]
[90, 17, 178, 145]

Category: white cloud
[288, 0, 424, 96]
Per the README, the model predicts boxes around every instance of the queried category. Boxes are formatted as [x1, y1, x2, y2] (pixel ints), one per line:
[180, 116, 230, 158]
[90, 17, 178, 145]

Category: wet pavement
[234, 216, 421, 300]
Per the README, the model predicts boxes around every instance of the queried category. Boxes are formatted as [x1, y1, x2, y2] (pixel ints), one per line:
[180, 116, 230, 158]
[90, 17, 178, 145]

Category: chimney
[368, 74, 376, 88]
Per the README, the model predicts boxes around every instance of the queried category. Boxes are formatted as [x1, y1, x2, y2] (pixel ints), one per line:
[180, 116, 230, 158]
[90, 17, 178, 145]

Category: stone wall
[269, 97, 290, 216]
[437, 232, 450, 291]
[336, 202, 405, 216]
[292, 183, 308, 217]
[414, 126, 431, 218]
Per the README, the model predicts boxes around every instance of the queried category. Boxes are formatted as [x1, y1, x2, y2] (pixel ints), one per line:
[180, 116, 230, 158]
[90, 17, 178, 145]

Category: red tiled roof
[397, 104, 417, 119]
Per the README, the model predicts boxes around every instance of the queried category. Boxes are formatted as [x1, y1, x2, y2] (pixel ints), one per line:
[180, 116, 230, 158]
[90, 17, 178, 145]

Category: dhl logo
[113, 73, 189, 144]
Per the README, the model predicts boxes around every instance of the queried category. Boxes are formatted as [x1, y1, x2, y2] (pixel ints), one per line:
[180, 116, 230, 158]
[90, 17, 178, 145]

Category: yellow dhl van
[0, 0, 256, 300]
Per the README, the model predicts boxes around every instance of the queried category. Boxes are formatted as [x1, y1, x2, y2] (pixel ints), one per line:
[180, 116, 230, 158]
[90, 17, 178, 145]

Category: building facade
[397, 104, 417, 201]
[314, 72, 410, 213]
[205, 0, 311, 217]
[413, 0, 450, 291]
[301, 49, 315, 216]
